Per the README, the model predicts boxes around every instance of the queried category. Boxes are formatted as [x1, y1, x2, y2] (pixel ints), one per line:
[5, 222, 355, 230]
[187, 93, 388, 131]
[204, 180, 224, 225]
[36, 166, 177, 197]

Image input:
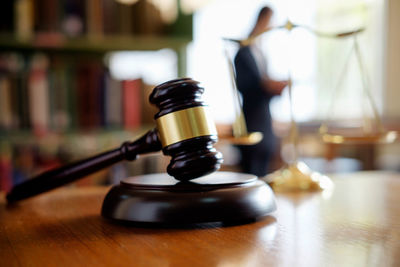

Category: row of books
[0, 53, 148, 134]
[0, 0, 168, 40]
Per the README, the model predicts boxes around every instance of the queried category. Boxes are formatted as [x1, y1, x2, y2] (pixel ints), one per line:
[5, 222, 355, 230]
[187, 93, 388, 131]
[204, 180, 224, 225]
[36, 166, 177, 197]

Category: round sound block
[101, 171, 276, 226]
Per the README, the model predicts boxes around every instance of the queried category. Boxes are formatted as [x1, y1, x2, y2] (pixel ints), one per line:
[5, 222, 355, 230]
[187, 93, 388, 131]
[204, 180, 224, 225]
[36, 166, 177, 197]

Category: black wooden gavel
[7, 78, 223, 202]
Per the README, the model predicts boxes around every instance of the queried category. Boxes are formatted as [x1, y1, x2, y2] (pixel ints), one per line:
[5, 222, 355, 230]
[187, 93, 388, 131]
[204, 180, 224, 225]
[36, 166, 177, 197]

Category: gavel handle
[6, 129, 161, 203]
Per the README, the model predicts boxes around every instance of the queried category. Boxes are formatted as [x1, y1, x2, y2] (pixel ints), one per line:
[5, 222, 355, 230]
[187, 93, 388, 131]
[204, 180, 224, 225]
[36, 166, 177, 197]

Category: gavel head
[149, 78, 223, 181]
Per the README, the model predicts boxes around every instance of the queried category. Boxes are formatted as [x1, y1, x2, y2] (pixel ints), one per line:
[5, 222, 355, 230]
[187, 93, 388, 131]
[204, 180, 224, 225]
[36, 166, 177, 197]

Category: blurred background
[0, 0, 399, 191]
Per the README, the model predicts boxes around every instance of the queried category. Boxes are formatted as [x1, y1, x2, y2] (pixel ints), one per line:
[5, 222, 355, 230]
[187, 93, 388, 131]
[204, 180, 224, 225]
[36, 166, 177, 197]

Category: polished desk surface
[1, 171, 400, 267]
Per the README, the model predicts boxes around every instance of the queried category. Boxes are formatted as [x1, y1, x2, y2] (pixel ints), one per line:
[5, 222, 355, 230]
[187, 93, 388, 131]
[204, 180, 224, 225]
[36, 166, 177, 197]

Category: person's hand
[263, 79, 288, 96]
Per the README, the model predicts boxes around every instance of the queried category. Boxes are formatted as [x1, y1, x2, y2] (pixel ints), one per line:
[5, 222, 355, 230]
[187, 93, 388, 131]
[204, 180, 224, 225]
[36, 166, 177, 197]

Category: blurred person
[234, 6, 288, 176]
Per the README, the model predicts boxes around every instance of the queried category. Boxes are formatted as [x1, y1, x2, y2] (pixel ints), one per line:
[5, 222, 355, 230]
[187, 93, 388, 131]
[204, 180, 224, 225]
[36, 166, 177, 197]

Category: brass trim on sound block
[156, 106, 218, 147]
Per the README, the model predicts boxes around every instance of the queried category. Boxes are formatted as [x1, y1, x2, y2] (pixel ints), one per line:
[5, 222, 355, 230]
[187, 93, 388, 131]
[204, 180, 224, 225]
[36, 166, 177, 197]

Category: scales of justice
[223, 20, 398, 193]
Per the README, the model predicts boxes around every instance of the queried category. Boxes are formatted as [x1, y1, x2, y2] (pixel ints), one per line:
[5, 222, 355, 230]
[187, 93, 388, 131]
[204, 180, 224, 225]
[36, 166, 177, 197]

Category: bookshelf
[0, 34, 190, 76]
[0, 0, 193, 191]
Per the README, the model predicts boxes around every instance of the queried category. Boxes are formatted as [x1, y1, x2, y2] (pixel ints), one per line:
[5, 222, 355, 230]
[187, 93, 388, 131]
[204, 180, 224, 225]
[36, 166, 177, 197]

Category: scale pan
[220, 132, 263, 145]
[320, 130, 398, 144]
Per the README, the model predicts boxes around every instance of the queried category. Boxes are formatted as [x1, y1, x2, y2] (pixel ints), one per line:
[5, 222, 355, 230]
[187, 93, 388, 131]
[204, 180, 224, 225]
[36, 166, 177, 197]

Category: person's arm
[261, 78, 288, 97]
[235, 48, 287, 100]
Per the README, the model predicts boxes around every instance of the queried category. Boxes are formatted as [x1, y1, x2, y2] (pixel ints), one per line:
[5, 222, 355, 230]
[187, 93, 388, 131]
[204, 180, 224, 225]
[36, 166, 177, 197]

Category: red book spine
[76, 62, 101, 129]
[123, 79, 141, 130]
[0, 155, 13, 192]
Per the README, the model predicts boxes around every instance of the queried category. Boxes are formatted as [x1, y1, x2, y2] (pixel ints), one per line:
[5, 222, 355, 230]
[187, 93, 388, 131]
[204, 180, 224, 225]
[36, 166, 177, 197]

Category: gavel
[7, 78, 223, 202]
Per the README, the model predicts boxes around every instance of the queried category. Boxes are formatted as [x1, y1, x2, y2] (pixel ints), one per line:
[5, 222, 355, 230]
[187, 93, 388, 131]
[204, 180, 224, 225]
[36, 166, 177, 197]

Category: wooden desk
[1, 172, 400, 267]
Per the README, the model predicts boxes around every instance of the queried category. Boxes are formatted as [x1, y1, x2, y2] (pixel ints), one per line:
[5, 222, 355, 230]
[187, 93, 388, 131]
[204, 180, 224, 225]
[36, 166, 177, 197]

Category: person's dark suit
[234, 45, 276, 177]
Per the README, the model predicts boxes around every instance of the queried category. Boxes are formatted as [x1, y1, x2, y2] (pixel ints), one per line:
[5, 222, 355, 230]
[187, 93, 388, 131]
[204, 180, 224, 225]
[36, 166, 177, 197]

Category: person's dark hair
[257, 6, 273, 22]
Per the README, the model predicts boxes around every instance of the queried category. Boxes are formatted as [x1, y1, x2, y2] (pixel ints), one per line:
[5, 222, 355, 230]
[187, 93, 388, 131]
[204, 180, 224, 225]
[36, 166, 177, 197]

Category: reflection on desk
[1, 171, 400, 267]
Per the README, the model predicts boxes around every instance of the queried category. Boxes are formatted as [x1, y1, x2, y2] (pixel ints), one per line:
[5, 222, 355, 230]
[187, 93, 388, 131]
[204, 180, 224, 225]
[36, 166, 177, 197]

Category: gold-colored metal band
[156, 106, 217, 147]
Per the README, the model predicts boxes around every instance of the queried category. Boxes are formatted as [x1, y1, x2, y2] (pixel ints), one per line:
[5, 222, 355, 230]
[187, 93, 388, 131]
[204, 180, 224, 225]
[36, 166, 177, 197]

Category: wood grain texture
[1, 171, 400, 267]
